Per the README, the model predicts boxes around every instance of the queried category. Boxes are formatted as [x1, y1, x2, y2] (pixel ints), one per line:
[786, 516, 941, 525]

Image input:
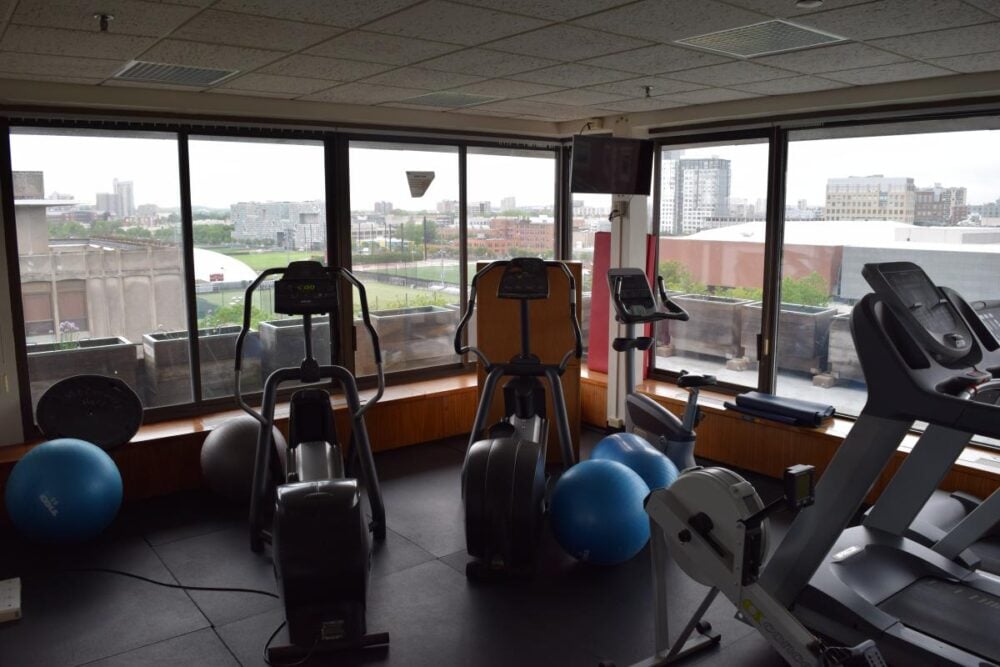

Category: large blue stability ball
[5, 438, 123, 544]
[592, 432, 679, 491]
[550, 459, 651, 565]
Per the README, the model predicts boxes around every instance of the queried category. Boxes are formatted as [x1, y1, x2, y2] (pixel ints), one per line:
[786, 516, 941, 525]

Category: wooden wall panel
[474, 261, 583, 463]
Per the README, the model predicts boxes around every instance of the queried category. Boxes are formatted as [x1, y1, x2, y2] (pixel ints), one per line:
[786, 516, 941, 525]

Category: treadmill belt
[879, 577, 1000, 662]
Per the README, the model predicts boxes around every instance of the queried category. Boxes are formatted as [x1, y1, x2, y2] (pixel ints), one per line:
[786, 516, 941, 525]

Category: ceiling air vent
[398, 92, 500, 108]
[676, 20, 844, 58]
[112, 60, 238, 86]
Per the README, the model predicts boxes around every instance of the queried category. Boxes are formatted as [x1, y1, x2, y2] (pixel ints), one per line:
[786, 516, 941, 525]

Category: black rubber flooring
[0, 428, 788, 666]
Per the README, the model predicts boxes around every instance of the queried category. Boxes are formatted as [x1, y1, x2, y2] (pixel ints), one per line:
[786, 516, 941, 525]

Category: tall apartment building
[660, 157, 731, 235]
[914, 183, 967, 226]
[825, 175, 916, 223]
[501, 196, 516, 210]
[114, 179, 135, 218]
[231, 200, 327, 249]
[95, 192, 117, 217]
[374, 201, 393, 214]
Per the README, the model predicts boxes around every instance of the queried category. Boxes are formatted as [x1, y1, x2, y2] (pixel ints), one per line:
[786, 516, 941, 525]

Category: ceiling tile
[0, 72, 106, 85]
[731, 75, 848, 95]
[582, 44, 732, 75]
[794, 0, 997, 41]
[585, 76, 706, 97]
[171, 10, 343, 51]
[455, 0, 634, 21]
[929, 51, 1000, 73]
[869, 22, 1000, 59]
[140, 40, 285, 71]
[103, 79, 207, 91]
[306, 31, 458, 65]
[573, 0, 767, 43]
[361, 66, 486, 90]
[665, 87, 761, 104]
[212, 0, 419, 28]
[593, 96, 689, 112]
[300, 82, 423, 103]
[0, 25, 156, 59]
[216, 73, 335, 95]
[756, 42, 906, 74]
[488, 23, 652, 61]
[419, 48, 558, 77]
[719, 0, 873, 18]
[666, 61, 795, 86]
[259, 54, 392, 81]
[469, 99, 584, 117]
[525, 88, 626, 106]
[11, 0, 199, 37]
[0, 51, 123, 78]
[962, 0, 1000, 17]
[510, 63, 634, 87]
[452, 107, 522, 118]
[445, 78, 564, 98]
[822, 61, 955, 85]
[363, 1, 547, 46]
[207, 88, 298, 99]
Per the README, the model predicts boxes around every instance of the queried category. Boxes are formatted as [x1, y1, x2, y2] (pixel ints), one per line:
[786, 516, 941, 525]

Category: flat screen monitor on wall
[570, 135, 654, 195]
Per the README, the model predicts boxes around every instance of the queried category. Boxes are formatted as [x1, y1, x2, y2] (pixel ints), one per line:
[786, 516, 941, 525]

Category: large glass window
[188, 137, 327, 399]
[348, 141, 461, 375]
[571, 193, 612, 359]
[10, 129, 188, 410]
[778, 123, 1000, 416]
[653, 140, 770, 389]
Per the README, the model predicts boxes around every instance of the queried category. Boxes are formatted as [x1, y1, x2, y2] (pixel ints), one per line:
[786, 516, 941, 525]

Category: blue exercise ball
[592, 433, 679, 491]
[550, 459, 651, 565]
[5, 438, 123, 544]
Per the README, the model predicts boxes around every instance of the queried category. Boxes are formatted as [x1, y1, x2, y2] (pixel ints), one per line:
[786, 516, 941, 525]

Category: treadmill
[760, 261, 1000, 667]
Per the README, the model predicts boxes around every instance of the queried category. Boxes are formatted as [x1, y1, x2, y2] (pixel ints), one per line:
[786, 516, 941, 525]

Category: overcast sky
[10, 127, 1000, 213]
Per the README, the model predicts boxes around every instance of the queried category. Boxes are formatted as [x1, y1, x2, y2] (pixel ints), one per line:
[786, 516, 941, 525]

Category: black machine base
[267, 631, 390, 663]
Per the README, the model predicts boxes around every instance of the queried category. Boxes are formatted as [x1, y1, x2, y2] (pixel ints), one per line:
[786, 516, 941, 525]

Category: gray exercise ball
[200, 415, 287, 504]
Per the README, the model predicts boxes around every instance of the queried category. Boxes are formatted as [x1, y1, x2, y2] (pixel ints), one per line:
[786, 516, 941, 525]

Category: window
[348, 141, 461, 375]
[188, 137, 327, 399]
[653, 139, 770, 389]
[778, 122, 1000, 417]
[571, 193, 612, 358]
[10, 129, 188, 410]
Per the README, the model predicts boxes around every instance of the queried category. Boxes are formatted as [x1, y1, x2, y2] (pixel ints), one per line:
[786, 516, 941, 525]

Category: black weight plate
[36, 374, 143, 451]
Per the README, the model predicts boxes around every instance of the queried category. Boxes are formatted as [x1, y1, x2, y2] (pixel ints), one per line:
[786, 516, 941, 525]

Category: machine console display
[274, 261, 338, 315]
[862, 262, 973, 364]
[497, 257, 549, 300]
[609, 269, 657, 321]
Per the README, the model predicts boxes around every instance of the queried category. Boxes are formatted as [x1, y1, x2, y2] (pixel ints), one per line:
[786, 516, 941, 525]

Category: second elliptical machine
[454, 257, 583, 578]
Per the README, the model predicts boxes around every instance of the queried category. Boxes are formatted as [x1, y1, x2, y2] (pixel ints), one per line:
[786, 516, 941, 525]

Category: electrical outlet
[0, 578, 21, 624]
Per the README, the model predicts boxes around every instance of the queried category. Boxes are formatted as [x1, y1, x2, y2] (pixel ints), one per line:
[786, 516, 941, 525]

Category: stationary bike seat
[677, 373, 716, 389]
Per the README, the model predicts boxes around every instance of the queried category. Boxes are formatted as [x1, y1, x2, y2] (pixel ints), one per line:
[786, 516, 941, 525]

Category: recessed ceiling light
[796, 0, 824, 8]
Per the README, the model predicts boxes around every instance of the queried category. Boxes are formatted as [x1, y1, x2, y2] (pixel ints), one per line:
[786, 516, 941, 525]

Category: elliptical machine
[608, 268, 716, 471]
[454, 257, 582, 578]
[235, 260, 388, 663]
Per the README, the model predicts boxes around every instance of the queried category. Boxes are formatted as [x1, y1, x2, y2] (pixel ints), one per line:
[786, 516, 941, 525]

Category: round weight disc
[36, 375, 143, 451]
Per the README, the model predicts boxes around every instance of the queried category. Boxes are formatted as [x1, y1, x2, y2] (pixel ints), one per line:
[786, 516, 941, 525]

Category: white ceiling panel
[305, 31, 458, 66]
[794, 0, 997, 41]
[455, 0, 634, 21]
[962, 0, 1000, 16]
[756, 42, 906, 74]
[719, 0, 875, 19]
[582, 44, 733, 76]
[822, 61, 956, 85]
[585, 76, 706, 97]
[451, 107, 522, 117]
[216, 73, 335, 95]
[0, 25, 157, 60]
[171, 9, 343, 51]
[666, 61, 796, 86]
[140, 40, 285, 71]
[731, 75, 847, 95]
[525, 88, 626, 106]
[0, 72, 106, 85]
[573, 0, 767, 44]
[487, 24, 652, 62]
[869, 22, 1000, 59]
[11, 0, 199, 37]
[419, 48, 559, 77]
[594, 96, 688, 112]
[0, 51, 124, 78]
[361, 66, 486, 90]
[212, 0, 420, 28]
[104, 78, 208, 91]
[930, 51, 1000, 73]
[665, 88, 761, 104]
[363, 1, 547, 47]
[446, 78, 565, 98]
[301, 82, 424, 104]
[259, 54, 392, 81]
[510, 63, 635, 87]
[207, 88, 298, 99]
